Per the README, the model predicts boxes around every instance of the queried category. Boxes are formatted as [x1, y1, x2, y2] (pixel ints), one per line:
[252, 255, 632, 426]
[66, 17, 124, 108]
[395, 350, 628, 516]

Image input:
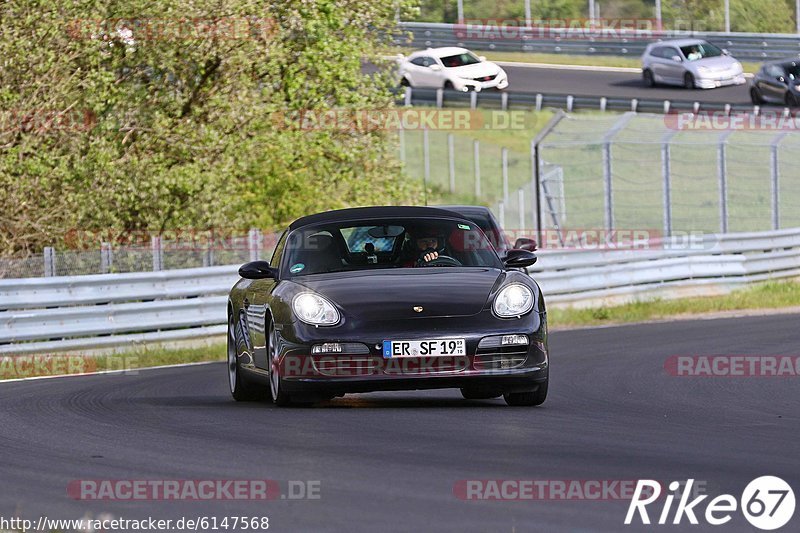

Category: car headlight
[493, 283, 534, 318]
[733, 61, 742, 72]
[292, 293, 340, 326]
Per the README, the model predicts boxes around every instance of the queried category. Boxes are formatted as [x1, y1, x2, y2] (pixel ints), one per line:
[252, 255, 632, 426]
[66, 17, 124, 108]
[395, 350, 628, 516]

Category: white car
[398, 47, 509, 92]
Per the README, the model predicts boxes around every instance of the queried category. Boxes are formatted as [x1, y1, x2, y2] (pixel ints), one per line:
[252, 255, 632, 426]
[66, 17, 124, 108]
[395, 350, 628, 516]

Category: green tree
[0, 0, 421, 255]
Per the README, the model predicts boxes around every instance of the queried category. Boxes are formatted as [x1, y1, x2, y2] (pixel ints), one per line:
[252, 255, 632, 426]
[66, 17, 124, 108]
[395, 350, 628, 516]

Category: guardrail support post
[448, 133, 456, 194]
[436, 88, 443, 108]
[535, 94, 543, 112]
[100, 243, 113, 274]
[151, 236, 163, 271]
[404, 87, 412, 107]
[44, 247, 56, 277]
[600, 97, 607, 112]
[501, 92, 508, 111]
[470, 91, 477, 109]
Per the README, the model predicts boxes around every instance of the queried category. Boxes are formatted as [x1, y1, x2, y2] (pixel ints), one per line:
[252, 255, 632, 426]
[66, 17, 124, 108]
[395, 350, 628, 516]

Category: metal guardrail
[395, 86, 794, 116]
[398, 22, 800, 61]
[1, 229, 799, 354]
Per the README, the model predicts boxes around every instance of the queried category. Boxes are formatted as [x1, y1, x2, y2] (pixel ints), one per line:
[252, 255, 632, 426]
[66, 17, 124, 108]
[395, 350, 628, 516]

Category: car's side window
[269, 230, 288, 269]
[650, 46, 665, 59]
[410, 57, 426, 67]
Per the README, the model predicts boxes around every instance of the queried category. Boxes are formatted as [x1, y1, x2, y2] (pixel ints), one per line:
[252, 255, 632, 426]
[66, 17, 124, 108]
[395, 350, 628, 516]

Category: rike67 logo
[625, 477, 795, 530]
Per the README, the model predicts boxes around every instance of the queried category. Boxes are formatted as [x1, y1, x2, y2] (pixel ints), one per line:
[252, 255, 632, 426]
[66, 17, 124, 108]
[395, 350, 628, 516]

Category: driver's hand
[422, 251, 439, 263]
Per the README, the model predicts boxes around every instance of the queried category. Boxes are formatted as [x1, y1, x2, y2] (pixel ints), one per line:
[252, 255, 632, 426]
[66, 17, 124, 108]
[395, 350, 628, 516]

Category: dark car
[437, 205, 537, 258]
[227, 206, 548, 407]
[750, 59, 800, 107]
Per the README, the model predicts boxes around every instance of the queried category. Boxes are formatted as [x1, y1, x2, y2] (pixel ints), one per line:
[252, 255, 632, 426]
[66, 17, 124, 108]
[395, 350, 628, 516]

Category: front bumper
[455, 75, 509, 92]
[695, 73, 746, 89]
[275, 310, 548, 395]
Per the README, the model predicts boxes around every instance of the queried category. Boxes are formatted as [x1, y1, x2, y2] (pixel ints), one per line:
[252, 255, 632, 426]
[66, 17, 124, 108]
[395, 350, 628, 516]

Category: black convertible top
[289, 206, 471, 230]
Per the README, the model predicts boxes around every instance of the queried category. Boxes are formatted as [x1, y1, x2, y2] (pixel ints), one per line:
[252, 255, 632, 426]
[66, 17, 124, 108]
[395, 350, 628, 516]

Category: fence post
[518, 189, 526, 231]
[447, 133, 455, 194]
[661, 131, 677, 238]
[498, 201, 505, 229]
[717, 131, 733, 234]
[398, 127, 405, 165]
[100, 242, 113, 274]
[602, 141, 613, 232]
[502, 147, 509, 204]
[473, 139, 481, 199]
[248, 228, 261, 262]
[151, 236, 163, 271]
[44, 247, 56, 277]
[770, 132, 788, 230]
[422, 127, 430, 203]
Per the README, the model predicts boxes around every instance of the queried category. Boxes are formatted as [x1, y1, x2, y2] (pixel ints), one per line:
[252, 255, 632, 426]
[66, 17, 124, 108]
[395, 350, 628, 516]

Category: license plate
[382, 338, 466, 358]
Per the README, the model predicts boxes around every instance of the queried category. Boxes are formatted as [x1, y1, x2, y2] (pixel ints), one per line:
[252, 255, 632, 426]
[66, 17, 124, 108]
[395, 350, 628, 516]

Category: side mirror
[514, 237, 538, 252]
[239, 261, 277, 280]
[503, 249, 537, 269]
[429, 64, 442, 71]
[671, 55, 683, 62]
[478, 55, 487, 62]
[778, 76, 787, 84]
[722, 49, 730, 56]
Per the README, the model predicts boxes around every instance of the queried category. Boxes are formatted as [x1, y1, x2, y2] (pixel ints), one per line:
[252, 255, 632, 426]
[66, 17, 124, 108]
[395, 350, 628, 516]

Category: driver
[401, 228, 444, 266]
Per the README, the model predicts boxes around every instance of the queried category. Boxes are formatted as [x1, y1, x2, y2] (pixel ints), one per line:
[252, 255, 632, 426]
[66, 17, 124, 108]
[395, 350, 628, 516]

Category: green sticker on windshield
[458, 223, 471, 230]
[290, 263, 305, 273]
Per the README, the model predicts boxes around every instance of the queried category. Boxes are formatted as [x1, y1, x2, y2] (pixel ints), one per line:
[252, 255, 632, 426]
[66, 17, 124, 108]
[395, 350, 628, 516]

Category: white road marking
[0, 360, 221, 384]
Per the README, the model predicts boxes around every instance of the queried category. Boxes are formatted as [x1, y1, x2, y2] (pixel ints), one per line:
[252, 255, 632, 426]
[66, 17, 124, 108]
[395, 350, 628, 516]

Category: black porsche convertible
[227, 206, 548, 407]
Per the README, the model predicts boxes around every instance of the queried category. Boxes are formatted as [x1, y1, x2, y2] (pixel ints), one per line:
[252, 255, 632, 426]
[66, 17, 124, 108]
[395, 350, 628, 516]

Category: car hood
[293, 268, 503, 320]
[692, 56, 739, 71]
[445, 62, 502, 79]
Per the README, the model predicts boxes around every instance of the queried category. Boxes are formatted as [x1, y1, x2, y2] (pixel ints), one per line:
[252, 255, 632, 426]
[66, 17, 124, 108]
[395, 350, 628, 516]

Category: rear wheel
[228, 313, 261, 401]
[460, 388, 502, 400]
[643, 69, 655, 88]
[785, 92, 798, 107]
[683, 72, 696, 90]
[268, 320, 293, 406]
[503, 380, 548, 407]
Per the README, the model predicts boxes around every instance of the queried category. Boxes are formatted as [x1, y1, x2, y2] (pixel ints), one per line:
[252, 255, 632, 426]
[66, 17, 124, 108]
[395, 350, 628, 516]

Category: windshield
[680, 42, 723, 61]
[784, 63, 800, 80]
[440, 52, 481, 68]
[283, 218, 501, 276]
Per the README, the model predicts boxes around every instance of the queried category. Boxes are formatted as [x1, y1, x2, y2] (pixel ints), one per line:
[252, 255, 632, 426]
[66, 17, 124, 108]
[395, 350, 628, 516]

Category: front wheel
[683, 72, 696, 90]
[504, 380, 548, 406]
[268, 320, 293, 406]
[228, 313, 262, 401]
[643, 69, 655, 88]
[750, 87, 764, 105]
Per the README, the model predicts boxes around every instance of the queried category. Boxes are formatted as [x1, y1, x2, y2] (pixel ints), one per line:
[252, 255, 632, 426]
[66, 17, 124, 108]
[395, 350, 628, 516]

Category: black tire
[643, 69, 655, 88]
[503, 380, 548, 407]
[227, 313, 262, 401]
[460, 388, 502, 400]
[750, 87, 764, 105]
[784, 92, 798, 108]
[400, 76, 410, 87]
[268, 319, 293, 406]
[443, 80, 454, 90]
[683, 72, 695, 90]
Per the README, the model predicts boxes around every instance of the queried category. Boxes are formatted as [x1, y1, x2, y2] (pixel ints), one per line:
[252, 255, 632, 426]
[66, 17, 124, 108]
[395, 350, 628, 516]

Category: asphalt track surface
[1, 312, 799, 532]
[502, 64, 754, 106]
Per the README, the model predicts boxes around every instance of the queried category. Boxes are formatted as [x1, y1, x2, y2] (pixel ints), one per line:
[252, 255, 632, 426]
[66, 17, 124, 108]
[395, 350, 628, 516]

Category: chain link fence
[0, 230, 277, 279]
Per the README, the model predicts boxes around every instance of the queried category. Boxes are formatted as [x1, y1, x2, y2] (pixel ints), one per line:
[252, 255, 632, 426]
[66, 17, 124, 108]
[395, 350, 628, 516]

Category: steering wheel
[418, 255, 462, 267]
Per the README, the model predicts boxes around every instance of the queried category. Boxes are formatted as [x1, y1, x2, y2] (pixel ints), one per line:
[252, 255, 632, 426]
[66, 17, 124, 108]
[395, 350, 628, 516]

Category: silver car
[641, 39, 745, 89]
